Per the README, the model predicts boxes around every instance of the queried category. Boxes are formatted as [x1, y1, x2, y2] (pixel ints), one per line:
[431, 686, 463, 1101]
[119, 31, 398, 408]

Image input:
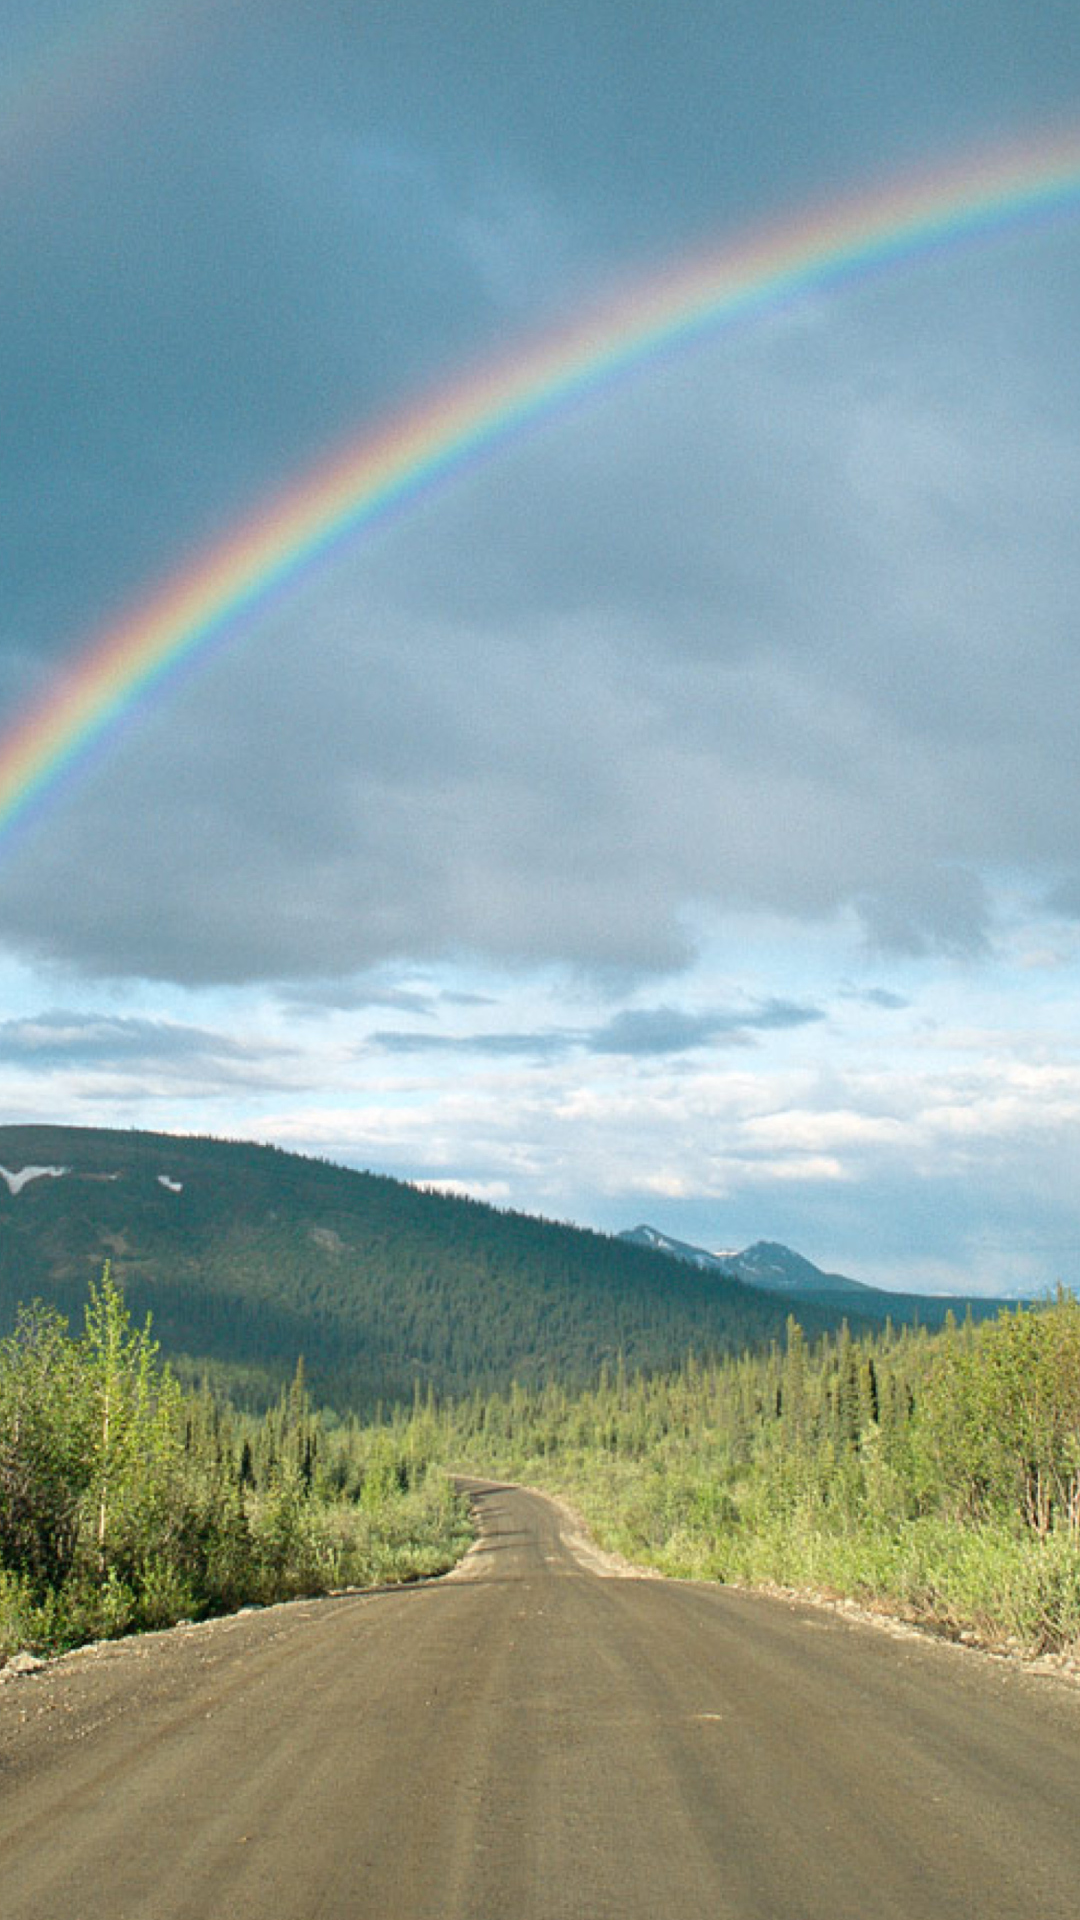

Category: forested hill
[0, 1125, 990, 1409]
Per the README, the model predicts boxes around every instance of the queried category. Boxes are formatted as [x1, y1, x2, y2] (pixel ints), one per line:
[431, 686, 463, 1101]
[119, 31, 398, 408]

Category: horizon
[0, 1118, 1048, 1301]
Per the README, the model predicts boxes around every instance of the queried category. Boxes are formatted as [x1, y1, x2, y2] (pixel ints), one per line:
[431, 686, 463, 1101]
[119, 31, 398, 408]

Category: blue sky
[2, 1, 1080, 1292]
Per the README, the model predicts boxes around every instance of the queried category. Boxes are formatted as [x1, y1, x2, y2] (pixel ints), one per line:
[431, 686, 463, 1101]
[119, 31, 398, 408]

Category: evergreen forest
[0, 1125, 998, 1408]
[3, 1264, 1080, 1667]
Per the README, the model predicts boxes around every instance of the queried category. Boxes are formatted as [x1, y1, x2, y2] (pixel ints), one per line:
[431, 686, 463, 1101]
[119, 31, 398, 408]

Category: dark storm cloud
[1, 4, 555, 660]
[2, 3, 1080, 992]
[7, 0, 1076, 661]
[5, 300, 1080, 992]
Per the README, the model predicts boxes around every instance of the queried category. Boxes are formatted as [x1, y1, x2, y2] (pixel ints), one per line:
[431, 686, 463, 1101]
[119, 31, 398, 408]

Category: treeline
[432, 1297, 1080, 1653]
[0, 1271, 469, 1662]
[0, 1124, 991, 1411]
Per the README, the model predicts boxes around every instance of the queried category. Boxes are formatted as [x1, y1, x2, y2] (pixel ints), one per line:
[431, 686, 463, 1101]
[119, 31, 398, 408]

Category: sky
[2, 1, 1080, 1294]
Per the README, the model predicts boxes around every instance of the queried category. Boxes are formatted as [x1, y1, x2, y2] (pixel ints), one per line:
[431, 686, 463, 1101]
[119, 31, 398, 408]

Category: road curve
[2, 1481, 1079, 1919]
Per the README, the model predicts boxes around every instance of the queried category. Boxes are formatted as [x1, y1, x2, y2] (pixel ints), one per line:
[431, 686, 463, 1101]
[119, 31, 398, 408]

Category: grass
[456, 1444, 1080, 1657]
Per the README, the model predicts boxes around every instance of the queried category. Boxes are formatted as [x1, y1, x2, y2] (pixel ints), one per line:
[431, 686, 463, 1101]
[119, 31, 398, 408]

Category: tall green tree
[0, 1305, 91, 1590]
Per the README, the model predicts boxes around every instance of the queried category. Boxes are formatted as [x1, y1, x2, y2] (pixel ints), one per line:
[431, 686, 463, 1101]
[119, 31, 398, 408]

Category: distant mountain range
[619, 1225, 1040, 1306]
[0, 1126, 1002, 1408]
[619, 1226, 870, 1296]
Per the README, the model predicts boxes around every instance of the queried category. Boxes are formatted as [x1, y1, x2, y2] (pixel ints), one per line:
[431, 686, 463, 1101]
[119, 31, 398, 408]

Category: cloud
[371, 997, 824, 1061]
[842, 986, 910, 1010]
[244, 1035, 1080, 1295]
[856, 868, 992, 959]
[5, 8, 1080, 993]
[0, 1011, 256, 1067]
[0, 1010, 298, 1092]
[282, 980, 438, 1017]
[587, 999, 824, 1055]
[373, 1028, 570, 1060]
[4, 275, 1080, 993]
[414, 1176, 514, 1204]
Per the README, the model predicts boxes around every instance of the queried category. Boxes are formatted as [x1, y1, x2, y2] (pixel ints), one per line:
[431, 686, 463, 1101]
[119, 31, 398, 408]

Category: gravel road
[2, 1480, 1078, 1918]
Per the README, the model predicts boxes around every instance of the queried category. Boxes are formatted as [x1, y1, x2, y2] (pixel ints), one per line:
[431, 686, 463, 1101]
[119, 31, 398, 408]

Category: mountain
[730, 1241, 870, 1295]
[619, 1225, 737, 1275]
[619, 1226, 869, 1294]
[618, 1225, 1011, 1321]
[0, 1125, 873, 1410]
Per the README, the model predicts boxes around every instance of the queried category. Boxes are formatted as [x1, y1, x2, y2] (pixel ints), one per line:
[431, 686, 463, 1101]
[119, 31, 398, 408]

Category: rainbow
[3, 130, 1080, 852]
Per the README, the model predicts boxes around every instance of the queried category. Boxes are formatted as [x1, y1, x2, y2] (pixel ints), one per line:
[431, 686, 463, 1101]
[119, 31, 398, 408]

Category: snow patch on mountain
[0, 1164, 68, 1195]
[621, 1225, 735, 1273]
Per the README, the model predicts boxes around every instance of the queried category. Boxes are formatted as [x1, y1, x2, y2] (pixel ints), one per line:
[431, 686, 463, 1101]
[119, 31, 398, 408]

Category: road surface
[2, 1481, 1079, 1918]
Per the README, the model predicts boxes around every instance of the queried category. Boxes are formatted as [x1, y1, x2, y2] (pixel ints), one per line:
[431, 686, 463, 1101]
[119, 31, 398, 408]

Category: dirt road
[2, 1481, 1079, 1918]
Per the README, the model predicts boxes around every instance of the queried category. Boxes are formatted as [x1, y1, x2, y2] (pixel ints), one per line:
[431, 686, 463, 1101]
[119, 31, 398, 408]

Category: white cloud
[740, 1109, 913, 1153]
[414, 1176, 514, 1204]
